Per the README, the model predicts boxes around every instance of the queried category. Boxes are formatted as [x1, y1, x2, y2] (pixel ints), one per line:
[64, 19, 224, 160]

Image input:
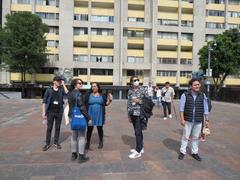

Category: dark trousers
[162, 101, 171, 117]
[131, 115, 143, 153]
[46, 112, 63, 145]
[87, 126, 103, 144]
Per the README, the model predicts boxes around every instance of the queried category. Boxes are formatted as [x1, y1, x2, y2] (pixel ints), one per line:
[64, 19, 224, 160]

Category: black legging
[162, 101, 171, 117]
[87, 126, 103, 144]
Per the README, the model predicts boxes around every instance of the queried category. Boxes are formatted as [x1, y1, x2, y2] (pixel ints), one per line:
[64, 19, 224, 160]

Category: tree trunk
[21, 70, 26, 98]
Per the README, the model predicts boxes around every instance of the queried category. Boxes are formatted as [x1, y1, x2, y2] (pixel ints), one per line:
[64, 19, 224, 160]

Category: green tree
[198, 28, 240, 98]
[1, 12, 48, 97]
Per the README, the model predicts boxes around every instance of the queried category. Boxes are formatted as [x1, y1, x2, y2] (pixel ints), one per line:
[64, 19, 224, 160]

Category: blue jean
[131, 115, 143, 153]
[157, 97, 162, 107]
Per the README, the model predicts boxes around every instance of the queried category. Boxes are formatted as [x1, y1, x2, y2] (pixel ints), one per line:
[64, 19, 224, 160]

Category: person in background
[178, 78, 210, 162]
[161, 82, 175, 120]
[68, 78, 91, 163]
[155, 86, 162, 108]
[146, 82, 154, 100]
[42, 76, 68, 151]
[85, 82, 113, 150]
[127, 76, 148, 159]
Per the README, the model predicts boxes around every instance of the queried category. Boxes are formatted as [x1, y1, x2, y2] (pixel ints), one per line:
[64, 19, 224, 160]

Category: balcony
[157, 39, 178, 46]
[156, 77, 177, 84]
[182, 1, 193, 9]
[128, 10, 144, 18]
[206, 16, 225, 23]
[181, 14, 193, 21]
[228, 5, 240, 11]
[181, 40, 192, 47]
[158, 0, 178, 8]
[74, 75, 88, 82]
[91, 48, 114, 56]
[180, 77, 191, 84]
[90, 75, 113, 83]
[74, 48, 88, 54]
[74, 7, 88, 14]
[74, 35, 88, 42]
[224, 78, 240, 85]
[157, 51, 178, 58]
[46, 34, 59, 41]
[36, 5, 59, 13]
[206, 4, 225, 11]
[128, 0, 144, 6]
[92, 0, 114, 3]
[10, 73, 54, 82]
[92, 8, 114, 16]
[180, 52, 192, 59]
[158, 12, 178, 20]
[11, 4, 32, 12]
[128, 38, 144, 45]
[91, 35, 114, 43]
[127, 50, 144, 57]
[46, 47, 59, 54]
[228, 18, 240, 24]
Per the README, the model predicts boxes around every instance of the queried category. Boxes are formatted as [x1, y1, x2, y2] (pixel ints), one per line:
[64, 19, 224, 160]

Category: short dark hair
[130, 75, 138, 85]
[188, 78, 201, 86]
[53, 76, 62, 82]
[165, 82, 170, 85]
[90, 82, 102, 93]
[71, 78, 83, 87]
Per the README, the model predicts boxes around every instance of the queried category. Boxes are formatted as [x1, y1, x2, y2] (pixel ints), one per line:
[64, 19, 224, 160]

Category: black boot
[98, 140, 103, 149]
[71, 152, 78, 161]
[78, 154, 89, 163]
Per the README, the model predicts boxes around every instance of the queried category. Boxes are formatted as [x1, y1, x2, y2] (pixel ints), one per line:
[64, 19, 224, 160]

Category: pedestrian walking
[146, 82, 154, 100]
[85, 82, 113, 150]
[155, 86, 162, 108]
[68, 78, 91, 163]
[161, 82, 175, 120]
[127, 76, 148, 159]
[178, 78, 210, 161]
[42, 76, 69, 151]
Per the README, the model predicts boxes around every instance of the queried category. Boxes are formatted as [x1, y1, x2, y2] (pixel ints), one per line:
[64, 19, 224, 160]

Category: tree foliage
[0, 12, 48, 97]
[198, 28, 240, 97]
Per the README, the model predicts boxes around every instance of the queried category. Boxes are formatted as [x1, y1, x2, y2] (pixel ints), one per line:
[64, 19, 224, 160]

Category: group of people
[42, 76, 112, 163]
[42, 75, 210, 162]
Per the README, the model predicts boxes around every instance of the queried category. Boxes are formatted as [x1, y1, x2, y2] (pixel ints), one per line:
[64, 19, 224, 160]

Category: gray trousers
[71, 130, 86, 154]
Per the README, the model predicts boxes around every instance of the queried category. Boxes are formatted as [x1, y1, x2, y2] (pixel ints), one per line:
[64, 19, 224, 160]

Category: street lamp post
[207, 42, 216, 98]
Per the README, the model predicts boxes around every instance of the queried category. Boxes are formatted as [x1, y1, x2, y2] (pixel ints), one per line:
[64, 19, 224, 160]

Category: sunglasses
[133, 79, 139, 82]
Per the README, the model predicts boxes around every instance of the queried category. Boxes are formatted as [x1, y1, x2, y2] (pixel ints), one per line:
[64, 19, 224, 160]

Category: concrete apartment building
[1, 0, 240, 87]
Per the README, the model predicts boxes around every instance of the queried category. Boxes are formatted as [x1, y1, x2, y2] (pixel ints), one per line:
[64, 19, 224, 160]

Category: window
[157, 71, 177, 77]
[158, 58, 177, 64]
[90, 69, 113, 75]
[90, 56, 113, 63]
[127, 70, 143, 76]
[91, 28, 114, 36]
[181, 21, 193, 27]
[228, 11, 240, 18]
[159, 19, 178, 26]
[127, 57, 144, 63]
[73, 55, 88, 62]
[48, 26, 59, 34]
[74, 28, 88, 35]
[181, 33, 193, 41]
[47, 40, 59, 48]
[11, 0, 31, 4]
[128, 17, 144, 22]
[74, 14, 88, 21]
[41, 67, 58, 74]
[128, 31, 144, 38]
[47, 54, 59, 61]
[182, 0, 194, 3]
[228, 24, 240, 29]
[206, 0, 225, 4]
[36, 0, 59, 6]
[158, 32, 178, 39]
[206, 22, 225, 29]
[206, 10, 225, 17]
[73, 68, 87, 76]
[91, 16, 114, 22]
[36, 13, 59, 20]
[180, 71, 192, 77]
[205, 34, 215, 42]
[229, 0, 240, 5]
[180, 58, 192, 65]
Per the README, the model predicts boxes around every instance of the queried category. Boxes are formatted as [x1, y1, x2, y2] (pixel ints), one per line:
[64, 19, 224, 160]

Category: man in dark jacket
[178, 79, 210, 161]
[42, 76, 68, 151]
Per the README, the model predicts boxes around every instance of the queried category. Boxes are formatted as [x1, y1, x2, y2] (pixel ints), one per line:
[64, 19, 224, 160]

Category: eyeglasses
[133, 79, 139, 82]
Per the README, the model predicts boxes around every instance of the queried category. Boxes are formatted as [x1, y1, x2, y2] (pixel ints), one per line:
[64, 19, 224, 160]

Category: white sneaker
[128, 151, 142, 159]
[169, 114, 172, 118]
[130, 148, 144, 154]
[163, 117, 167, 120]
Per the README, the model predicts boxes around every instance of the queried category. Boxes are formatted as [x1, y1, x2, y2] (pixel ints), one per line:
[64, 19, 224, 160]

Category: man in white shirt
[147, 82, 154, 100]
[161, 82, 175, 120]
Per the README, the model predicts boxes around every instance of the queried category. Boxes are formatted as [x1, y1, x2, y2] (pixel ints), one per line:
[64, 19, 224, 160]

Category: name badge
[53, 101, 59, 105]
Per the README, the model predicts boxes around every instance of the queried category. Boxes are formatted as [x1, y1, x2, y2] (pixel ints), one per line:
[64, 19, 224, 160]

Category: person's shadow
[163, 138, 180, 153]
[121, 135, 135, 149]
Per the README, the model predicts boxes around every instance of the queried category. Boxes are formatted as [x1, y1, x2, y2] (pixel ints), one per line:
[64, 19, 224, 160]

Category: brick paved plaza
[0, 99, 240, 180]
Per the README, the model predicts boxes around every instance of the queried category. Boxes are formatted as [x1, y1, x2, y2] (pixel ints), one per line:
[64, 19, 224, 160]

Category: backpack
[71, 93, 87, 131]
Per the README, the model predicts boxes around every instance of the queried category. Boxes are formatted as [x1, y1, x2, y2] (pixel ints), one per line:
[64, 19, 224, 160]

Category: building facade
[1, 0, 240, 86]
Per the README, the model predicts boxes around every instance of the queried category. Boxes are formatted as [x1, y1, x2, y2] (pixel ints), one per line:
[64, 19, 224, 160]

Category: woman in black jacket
[68, 78, 91, 163]
[85, 82, 112, 150]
